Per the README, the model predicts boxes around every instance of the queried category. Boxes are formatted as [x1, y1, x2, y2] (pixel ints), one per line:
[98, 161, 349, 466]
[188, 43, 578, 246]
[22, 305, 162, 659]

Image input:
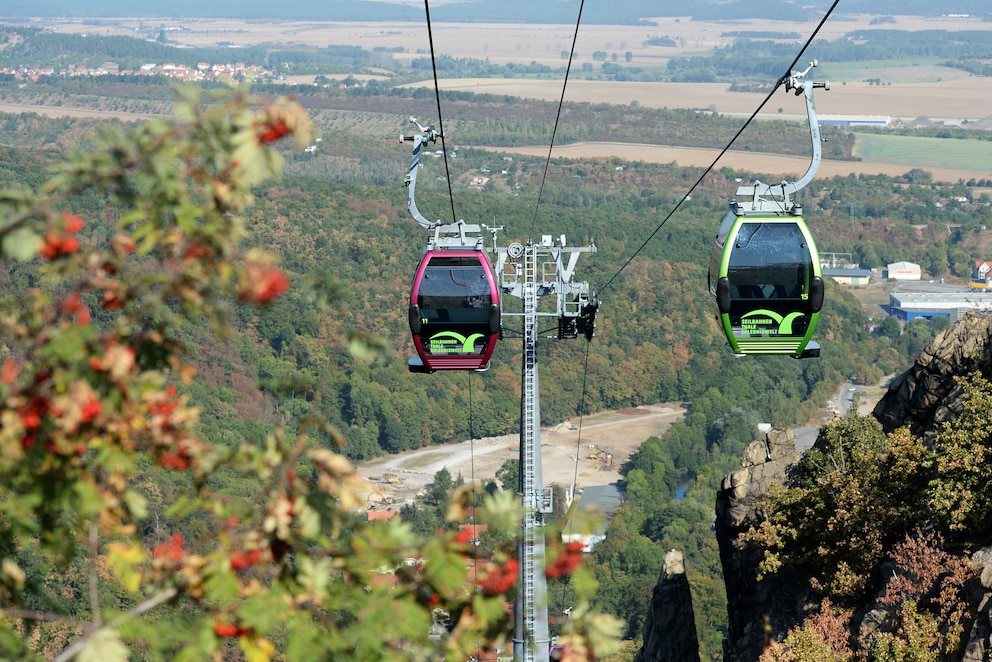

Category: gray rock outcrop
[633, 549, 700, 662]
[715, 428, 808, 661]
[873, 312, 992, 440]
[635, 314, 992, 662]
[961, 548, 992, 662]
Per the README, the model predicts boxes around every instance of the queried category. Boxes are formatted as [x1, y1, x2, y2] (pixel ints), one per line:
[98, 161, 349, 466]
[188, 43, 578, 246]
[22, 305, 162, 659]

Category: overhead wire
[425, 0, 593, 627]
[468, 372, 479, 585]
[417, 0, 842, 632]
[514, 0, 594, 628]
[423, 0, 458, 225]
[525, 0, 587, 245]
[596, 0, 843, 296]
[552, 338, 593, 627]
[423, 0, 480, 587]
[552, 0, 842, 618]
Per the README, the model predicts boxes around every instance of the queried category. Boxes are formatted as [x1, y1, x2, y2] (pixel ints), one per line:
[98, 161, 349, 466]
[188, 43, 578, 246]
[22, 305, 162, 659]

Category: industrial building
[889, 289, 992, 322]
[885, 261, 922, 281]
[823, 267, 872, 286]
[819, 114, 891, 127]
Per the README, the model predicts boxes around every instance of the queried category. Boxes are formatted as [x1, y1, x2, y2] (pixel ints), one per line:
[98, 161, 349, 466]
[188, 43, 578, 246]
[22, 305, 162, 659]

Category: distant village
[1, 61, 274, 83]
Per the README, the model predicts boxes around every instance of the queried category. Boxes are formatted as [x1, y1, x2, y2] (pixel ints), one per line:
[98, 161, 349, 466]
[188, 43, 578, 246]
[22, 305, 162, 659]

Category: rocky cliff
[633, 549, 701, 662]
[636, 313, 992, 661]
[873, 312, 992, 440]
[714, 428, 811, 661]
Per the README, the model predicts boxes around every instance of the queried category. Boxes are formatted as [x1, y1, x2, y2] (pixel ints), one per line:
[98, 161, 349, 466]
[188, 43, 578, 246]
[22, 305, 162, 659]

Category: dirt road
[356, 403, 686, 505]
[356, 374, 893, 509]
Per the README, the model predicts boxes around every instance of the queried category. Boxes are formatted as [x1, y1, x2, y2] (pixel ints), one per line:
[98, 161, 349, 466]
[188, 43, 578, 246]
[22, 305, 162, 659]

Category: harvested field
[9, 15, 991, 183]
[30, 15, 991, 69]
[19, 16, 992, 124]
[475, 142, 989, 184]
[403, 78, 992, 124]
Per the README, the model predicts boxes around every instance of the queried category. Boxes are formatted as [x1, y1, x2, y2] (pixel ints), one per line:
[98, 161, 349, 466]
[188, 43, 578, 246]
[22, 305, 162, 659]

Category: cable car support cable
[423, 0, 457, 226]
[526, 0, 586, 246]
[400, 0, 839, 654]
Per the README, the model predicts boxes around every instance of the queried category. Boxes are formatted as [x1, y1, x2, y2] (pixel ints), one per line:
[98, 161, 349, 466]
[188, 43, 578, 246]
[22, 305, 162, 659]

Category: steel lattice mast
[495, 238, 596, 661]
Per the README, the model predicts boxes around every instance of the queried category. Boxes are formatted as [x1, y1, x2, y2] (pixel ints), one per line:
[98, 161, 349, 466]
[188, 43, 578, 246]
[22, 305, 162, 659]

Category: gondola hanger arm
[400, 118, 487, 250]
[736, 61, 830, 213]
[401, 117, 442, 230]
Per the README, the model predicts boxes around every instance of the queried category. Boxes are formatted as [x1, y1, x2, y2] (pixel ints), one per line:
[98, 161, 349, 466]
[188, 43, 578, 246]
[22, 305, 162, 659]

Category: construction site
[355, 403, 687, 518]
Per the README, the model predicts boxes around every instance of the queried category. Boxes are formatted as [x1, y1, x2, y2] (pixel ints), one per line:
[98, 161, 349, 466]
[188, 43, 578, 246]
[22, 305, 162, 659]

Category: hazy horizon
[2, 0, 989, 25]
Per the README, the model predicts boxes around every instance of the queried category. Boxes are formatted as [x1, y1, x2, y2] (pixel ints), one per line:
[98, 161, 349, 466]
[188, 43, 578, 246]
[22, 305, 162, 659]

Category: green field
[854, 133, 992, 174]
[818, 60, 971, 84]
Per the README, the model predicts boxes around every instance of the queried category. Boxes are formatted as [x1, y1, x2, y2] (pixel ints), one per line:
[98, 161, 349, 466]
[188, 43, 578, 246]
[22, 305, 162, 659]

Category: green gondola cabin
[709, 204, 824, 358]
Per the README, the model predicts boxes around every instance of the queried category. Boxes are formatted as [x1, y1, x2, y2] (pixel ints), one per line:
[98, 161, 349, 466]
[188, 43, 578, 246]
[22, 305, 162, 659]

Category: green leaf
[240, 634, 276, 662]
[121, 489, 149, 520]
[106, 543, 147, 593]
[78, 628, 129, 662]
[347, 331, 389, 363]
[1, 227, 40, 261]
[71, 480, 105, 520]
[295, 556, 332, 604]
[0, 627, 23, 657]
[295, 501, 321, 539]
[203, 562, 240, 607]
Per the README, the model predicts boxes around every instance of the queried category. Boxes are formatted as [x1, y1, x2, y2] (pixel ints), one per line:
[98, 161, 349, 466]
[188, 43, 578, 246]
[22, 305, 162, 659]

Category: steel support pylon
[513, 250, 550, 661]
[496, 238, 595, 661]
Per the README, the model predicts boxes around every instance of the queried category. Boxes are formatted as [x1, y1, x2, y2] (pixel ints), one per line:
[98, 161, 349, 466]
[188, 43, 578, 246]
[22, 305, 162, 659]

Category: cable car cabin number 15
[707, 60, 831, 360]
[708, 208, 824, 359]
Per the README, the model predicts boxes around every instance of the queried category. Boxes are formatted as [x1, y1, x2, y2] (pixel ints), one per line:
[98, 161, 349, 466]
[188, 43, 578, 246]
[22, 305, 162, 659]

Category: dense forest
[2, 21, 992, 660]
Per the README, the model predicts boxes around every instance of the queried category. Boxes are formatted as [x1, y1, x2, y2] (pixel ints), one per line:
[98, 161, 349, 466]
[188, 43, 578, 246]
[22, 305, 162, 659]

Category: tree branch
[88, 522, 102, 630]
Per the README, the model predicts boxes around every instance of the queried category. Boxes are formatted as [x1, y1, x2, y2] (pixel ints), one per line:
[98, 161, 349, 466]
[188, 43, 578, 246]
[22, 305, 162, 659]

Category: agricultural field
[28, 14, 991, 67]
[474, 142, 989, 185]
[816, 59, 974, 84]
[401, 77, 992, 123]
[19, 14, 992, 125]
[9, 14, 992, 183]
[853, 134, 992, 174]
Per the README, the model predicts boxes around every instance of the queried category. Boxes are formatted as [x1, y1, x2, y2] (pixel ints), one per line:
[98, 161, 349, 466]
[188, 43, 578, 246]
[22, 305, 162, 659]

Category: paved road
[794, 427, 819, 454]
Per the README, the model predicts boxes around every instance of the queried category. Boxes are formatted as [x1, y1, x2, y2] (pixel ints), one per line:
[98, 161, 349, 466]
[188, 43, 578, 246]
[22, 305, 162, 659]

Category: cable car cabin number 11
[408, 250, 501, 372]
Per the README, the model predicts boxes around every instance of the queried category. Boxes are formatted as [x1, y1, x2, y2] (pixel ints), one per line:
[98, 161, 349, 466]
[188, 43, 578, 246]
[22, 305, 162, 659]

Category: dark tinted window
[727, 223, 811, 300]
[418, 262, 492, 324]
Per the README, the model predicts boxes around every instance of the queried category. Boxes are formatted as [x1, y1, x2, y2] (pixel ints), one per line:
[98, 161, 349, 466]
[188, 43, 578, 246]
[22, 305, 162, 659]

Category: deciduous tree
[0, 85, 617, 661]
